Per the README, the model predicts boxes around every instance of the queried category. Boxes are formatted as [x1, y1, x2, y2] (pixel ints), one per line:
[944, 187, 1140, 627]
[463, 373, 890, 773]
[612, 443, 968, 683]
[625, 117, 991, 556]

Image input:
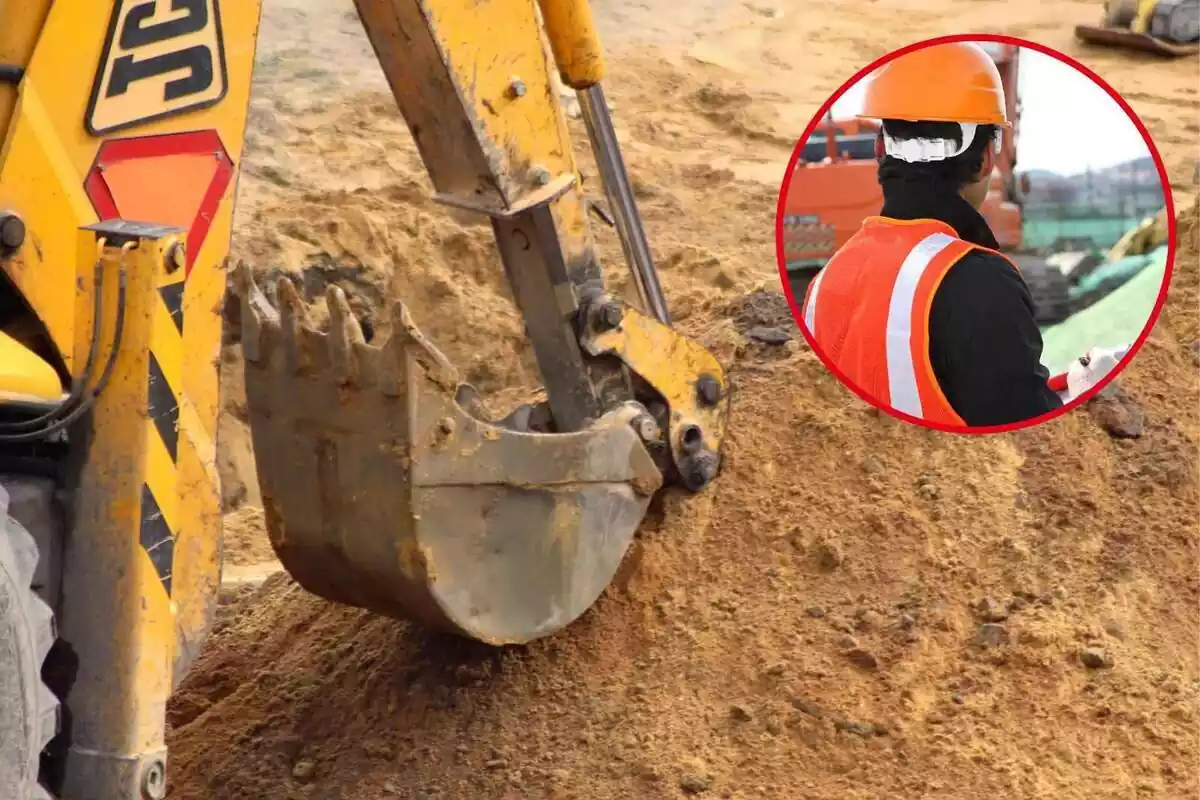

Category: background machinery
[1075, 0, 1200, 56]
[0, 1, 729, 797]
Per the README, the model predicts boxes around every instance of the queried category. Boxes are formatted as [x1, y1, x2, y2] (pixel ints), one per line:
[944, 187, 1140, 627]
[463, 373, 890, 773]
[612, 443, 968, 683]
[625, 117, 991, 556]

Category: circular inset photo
[776, 35, 1175, 433]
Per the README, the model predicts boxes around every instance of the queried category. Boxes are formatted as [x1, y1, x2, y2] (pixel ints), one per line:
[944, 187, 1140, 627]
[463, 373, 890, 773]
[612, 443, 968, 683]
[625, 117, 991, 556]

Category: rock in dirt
[974, 623, 1009, 648]
[789, 695, 824, 719]
[679, 759, 714, 795]
[1080, 647, 1114, 669]
[745, 325, 791, 345]
[917, 479, 940, 500]
[635, 762, 664, 782]
[975, 597, 1009, 622]
[725, 288, 795, 331]
[855, 608, 884, 631]
[845, 648, 879, 670]
[291, 760, 316, 782]
[1086, 384, 1145, 438]
[834, 719, 878, 738]
[813, 536, 844, 570]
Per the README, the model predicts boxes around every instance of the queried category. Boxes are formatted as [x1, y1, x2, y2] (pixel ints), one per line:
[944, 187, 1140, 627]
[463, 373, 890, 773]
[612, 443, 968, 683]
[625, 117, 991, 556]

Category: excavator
[1075, 0, 1200, 56]
[0, 2, 730, 798]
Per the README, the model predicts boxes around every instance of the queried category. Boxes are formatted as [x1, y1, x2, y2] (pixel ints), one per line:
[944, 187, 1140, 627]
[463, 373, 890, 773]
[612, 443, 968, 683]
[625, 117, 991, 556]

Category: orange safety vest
[802, 217, 1022, 427]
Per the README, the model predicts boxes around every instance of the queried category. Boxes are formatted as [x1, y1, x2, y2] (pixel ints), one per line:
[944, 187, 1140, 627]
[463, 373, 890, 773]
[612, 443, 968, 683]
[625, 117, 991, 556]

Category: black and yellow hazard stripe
[139, 274, 186, 596]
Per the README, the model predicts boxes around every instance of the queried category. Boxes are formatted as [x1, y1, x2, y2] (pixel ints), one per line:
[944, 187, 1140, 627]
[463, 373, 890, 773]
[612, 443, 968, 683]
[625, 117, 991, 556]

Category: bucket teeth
[232, 262, 457, 395]
[383, 299, 459, 391]
[326, 285, 365, 385]
[233, 261, 278, 363]
[276, 277, 319, 374]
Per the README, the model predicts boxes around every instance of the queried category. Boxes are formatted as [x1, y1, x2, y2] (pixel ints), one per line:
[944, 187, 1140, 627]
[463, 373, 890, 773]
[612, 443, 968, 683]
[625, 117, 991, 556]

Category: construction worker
[801, 42, 1064, 428]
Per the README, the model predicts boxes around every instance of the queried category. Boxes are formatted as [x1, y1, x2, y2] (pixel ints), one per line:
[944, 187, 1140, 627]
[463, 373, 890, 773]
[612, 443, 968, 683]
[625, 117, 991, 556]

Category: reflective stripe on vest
[886, 232, 957, 418]
[802, 217, 1014, 427]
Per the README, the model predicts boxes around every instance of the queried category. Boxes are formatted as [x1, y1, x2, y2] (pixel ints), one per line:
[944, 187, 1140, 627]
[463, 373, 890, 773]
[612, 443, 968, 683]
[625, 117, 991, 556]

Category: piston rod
[578, 83, 671, 326]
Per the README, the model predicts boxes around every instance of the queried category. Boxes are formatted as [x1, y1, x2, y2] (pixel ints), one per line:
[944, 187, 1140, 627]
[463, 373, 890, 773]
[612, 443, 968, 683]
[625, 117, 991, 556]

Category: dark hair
[877, 120, 999, 189]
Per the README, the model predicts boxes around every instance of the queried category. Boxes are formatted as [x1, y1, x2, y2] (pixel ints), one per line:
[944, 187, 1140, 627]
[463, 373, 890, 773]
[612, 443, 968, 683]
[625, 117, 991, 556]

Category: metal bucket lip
[259, 401, 660, 644]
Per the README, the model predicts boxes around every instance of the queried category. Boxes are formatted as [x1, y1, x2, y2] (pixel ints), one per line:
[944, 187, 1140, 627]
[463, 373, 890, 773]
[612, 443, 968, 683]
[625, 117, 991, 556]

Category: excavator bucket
[234, 266, 664, 645]
[226, 0, 733, 648]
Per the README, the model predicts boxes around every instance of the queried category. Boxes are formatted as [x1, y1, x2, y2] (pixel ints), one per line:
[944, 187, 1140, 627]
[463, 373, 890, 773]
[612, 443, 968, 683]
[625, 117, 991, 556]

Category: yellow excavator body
[1075, 0, 1200, 56]
[0, 1, 730, 797]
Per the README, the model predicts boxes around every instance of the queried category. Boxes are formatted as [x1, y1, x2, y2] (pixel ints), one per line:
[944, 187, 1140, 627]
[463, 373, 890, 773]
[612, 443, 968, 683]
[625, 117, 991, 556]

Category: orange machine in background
[783, 42, 1037, 308]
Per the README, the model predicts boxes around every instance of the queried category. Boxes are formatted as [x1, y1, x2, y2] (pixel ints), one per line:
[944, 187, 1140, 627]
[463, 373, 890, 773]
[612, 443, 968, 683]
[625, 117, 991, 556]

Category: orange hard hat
[858, 42, 1010, 127]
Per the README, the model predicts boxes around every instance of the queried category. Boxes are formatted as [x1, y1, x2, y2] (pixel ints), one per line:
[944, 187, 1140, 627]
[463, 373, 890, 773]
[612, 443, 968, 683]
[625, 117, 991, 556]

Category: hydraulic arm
[236, 0, 730, 645]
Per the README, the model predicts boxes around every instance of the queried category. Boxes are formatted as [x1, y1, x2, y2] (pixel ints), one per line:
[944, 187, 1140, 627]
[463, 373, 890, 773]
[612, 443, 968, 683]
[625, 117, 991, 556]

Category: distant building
[1019, 156, 1162, 221]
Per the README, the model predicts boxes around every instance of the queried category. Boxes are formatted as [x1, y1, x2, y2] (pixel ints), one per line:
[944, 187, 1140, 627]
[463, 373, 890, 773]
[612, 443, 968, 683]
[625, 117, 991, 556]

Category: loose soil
[169, 1, 1199, 798]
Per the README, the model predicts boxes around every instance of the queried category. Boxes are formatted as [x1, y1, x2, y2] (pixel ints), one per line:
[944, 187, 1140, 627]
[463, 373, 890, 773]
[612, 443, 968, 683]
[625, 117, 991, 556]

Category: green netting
[1022, 216, 1141, 251]
[1069, 252, 1154, 300]
[1039, 245, 1169, 375]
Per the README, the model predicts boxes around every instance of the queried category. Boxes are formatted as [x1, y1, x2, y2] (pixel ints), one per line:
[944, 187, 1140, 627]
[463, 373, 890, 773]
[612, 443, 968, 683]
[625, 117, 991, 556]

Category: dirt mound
[172, 1, 1199, 797]
[221, 507, 274, 568]
[169, 199, 1199, 796]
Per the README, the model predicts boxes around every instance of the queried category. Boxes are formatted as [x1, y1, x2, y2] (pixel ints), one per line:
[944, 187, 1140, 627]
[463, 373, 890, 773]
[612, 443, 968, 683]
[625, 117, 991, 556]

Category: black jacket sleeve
[927, 251, 1064, 427]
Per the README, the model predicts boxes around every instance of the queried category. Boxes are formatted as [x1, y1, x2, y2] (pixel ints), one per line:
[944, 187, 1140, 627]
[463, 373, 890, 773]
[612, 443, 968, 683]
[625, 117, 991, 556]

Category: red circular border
[773, 32, 1177, 435]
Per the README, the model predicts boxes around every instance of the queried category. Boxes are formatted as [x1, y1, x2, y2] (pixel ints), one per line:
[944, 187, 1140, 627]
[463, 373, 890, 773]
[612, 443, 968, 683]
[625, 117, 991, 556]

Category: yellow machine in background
[1106, 206, 1170, 261]
[1076, 0, 1200, 56]
[0, 1, 730, 798]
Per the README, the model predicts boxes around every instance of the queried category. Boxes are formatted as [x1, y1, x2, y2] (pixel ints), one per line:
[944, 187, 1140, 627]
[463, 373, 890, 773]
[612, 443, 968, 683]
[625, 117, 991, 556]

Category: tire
[1013, 255, 1072, 327]
[0, 487, 58, 800]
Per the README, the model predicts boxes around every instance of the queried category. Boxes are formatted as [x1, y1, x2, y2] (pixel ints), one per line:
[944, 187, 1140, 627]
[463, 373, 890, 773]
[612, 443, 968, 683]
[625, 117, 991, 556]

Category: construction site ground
[169, 1, 1200, 798]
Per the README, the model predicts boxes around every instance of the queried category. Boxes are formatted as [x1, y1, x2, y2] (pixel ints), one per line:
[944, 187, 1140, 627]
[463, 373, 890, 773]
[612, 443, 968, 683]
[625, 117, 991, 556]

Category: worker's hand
[1065, 344, 1131, 401]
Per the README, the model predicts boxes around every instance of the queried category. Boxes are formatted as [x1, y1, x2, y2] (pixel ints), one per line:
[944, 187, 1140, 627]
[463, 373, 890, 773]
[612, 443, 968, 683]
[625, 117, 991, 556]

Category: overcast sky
[828, 47, 1151, 177]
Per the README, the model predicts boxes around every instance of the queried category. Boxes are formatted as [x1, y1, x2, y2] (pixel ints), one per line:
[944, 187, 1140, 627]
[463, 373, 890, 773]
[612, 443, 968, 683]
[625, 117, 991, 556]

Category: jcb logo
[88, 0, 228, 135]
